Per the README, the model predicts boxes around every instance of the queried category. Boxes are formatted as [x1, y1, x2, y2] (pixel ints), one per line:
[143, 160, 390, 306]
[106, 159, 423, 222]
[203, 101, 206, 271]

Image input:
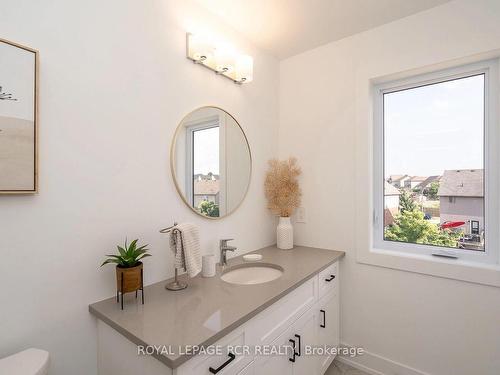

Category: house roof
[384, 208, 396, 226]
[415, 175, 441, 190]
[388, 174, 408, 182]
[438, 170, 483, 197]
[194, 173, 219, 181]
[194, 180, 219, 195]
[409, 176, 427, 182]
[384, 181, 401, 196]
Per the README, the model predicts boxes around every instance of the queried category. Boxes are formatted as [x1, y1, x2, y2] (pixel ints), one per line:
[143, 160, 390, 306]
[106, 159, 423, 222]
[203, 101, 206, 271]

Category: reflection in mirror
[171, 107, 251, 219]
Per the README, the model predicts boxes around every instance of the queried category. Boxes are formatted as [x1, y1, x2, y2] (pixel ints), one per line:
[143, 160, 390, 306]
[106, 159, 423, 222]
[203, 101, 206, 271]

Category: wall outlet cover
[296, 207, 306, 223]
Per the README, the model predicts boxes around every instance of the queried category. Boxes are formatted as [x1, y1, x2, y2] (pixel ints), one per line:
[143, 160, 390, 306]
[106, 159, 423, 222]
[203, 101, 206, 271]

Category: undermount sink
[221, 263, 284, 285]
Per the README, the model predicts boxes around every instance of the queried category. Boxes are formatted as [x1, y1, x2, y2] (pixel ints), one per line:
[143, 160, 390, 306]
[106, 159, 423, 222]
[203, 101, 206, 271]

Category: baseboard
[337, 342, 430, 375]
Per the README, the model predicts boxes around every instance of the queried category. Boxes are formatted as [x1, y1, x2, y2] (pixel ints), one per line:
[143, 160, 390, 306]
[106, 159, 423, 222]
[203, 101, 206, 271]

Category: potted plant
[264, 157, 302, 249]
[101, 239, 151, 308]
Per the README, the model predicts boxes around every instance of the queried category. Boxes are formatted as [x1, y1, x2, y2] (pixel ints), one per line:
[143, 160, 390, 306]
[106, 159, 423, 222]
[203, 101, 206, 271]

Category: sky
[193, 126, 219, 175]
[384, 74, 484, 178]
[0, 42, 35, 121]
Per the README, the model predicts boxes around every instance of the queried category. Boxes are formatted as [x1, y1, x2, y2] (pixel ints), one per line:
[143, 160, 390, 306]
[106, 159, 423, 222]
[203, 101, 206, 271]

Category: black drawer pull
[294, 334, 301, 356]
[320, 309, 326, 328]
[289, 339, 296, 362]
[209, 352, 235, 374]
[325, 275, 335, 282]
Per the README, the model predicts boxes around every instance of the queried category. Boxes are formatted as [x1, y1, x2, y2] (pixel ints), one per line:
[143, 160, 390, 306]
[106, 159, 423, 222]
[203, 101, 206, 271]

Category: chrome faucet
[220, 239, 236, 266]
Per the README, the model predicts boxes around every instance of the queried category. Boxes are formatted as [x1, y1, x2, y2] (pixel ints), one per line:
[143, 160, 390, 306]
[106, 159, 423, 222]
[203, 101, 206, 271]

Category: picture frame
[0, 37, 38, 194]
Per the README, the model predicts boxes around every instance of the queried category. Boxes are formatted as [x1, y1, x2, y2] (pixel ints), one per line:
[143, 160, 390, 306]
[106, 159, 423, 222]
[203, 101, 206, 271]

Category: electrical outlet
[296, 207, 306, 223]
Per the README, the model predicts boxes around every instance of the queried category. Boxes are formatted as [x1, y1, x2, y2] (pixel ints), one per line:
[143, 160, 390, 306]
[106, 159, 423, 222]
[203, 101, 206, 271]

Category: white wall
[279, 1, 500, 374]
[225, 114, 251, 212]
[0, 1, 279, 375]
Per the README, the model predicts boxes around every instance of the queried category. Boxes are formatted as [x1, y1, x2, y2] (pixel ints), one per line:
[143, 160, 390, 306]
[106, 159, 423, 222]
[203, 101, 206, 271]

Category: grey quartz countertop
[89, 245, 345, 369]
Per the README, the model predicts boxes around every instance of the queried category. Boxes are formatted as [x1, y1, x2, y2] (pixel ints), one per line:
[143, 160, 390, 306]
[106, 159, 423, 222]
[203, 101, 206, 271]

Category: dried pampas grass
[264, 157, 302, 217]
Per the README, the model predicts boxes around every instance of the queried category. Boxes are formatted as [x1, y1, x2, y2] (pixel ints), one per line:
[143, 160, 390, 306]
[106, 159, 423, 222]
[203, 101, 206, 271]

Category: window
[471, 220, 480, 235]
[192, 126, 220, 216]
[374, 60, 498, 264]
[183, 115, 222, 218]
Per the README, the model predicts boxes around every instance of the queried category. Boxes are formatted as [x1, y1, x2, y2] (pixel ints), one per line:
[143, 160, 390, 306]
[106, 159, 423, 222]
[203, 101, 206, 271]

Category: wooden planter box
[115, 262, 144, 309]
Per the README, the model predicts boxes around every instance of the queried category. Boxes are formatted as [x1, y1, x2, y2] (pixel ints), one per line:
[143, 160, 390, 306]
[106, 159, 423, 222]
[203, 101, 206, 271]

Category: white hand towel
[169, 223, 202, 278]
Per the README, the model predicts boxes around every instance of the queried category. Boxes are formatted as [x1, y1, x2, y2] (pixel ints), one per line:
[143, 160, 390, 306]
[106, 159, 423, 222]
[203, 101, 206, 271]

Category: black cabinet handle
[289, 339, 296, 362]
[325, 275, 335, 282]
[320, 309, 326, 328]
[209, 352, 235, 374]
[294, 334, 301, 356]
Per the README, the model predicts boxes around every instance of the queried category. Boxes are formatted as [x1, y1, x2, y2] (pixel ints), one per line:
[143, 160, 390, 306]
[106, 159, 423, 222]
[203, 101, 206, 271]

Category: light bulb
[214, 44, 235, 74]
[188, 34, 213, 63]
[235, 55, 253, 83]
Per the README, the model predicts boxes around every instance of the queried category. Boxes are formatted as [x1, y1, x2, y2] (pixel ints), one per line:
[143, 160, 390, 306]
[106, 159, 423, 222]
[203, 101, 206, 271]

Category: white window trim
[361, 58, 500, 287]
[184, 115, 225, 212]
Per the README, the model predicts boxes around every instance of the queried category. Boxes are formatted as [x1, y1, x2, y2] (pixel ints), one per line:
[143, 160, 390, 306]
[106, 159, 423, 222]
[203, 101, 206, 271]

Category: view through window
[192, 126, 220, 217]
[383, 74, 485, 251]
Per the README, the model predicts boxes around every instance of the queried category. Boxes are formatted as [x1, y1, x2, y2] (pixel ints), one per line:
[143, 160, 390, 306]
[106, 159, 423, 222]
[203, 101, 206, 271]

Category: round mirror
[171, 107, 251, 219]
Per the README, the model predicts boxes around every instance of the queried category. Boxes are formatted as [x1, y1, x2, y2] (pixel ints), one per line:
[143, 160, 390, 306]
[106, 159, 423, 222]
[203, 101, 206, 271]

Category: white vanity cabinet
[235, 361, 255, 375]
[318, 262, 338, 299]
[175, 325, 252, 375]
[174, 261, 340, 375]
[253, 325, 294, 374]
[249, 263, 339, 375]
[97, 260, 340, 375]
[290, 307, 321, 374]
[316, 290, 339, 373]
[253, 307, 319, 375]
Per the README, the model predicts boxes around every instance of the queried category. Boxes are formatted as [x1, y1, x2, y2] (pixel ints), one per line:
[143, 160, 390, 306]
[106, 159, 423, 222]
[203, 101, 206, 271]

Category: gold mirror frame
[170, 106, 252, 220]
[0, 38, 39, 194]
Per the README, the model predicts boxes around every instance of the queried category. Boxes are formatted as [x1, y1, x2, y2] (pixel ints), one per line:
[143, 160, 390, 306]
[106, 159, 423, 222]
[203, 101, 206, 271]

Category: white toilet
[0, 348, 49, 375]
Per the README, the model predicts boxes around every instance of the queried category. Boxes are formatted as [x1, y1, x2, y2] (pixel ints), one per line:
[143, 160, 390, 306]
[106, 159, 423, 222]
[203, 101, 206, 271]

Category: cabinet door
[236, 361, 254, 375]
[317, 291, 339, 374]
[291, 307, 319, 375]
[318, 262, 338, 300]
[175, 324, 251, 375]
[254, 327, 294, 375]
[246, 277, 317, 347]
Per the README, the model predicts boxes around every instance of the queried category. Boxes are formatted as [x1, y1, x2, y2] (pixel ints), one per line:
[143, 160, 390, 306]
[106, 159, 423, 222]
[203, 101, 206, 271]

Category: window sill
[357, 246, 500, 287]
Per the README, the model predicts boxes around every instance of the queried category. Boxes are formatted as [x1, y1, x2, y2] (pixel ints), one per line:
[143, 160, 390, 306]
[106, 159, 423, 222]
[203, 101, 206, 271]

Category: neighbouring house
[399, 176, 427, 190]
[194, 172, 219, 181]
[388, 175, 428, 190]
[403, 176, 428, 190]
[438, 169, 484, 249]
[384, 181, 401, 226]
[387, 174, 409, 188]
[414, 175, 441, 193]
[193, 174, 220, 208]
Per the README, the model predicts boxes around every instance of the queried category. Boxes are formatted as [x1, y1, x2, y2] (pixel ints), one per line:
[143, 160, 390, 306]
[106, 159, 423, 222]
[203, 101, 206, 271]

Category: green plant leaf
[117, 246, 126, 257]
[101, 238, 150, 269]
[128, 239, 138, 253]
[100, 259, 120, 267]
[131, 249, 147, 258]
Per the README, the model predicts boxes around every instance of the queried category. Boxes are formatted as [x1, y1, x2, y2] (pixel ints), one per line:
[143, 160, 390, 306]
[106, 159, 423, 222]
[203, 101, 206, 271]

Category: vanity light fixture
[0, 86, 17, 101]
[186, 33, 253, 85]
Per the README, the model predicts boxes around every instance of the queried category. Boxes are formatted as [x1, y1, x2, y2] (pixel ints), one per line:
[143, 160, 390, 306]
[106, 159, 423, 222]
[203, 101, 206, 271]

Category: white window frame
[373, 59, 499, 265]
[184, 115, 226, 215]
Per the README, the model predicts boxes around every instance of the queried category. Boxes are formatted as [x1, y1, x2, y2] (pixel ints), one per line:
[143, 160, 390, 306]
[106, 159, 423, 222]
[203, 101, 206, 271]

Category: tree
[424, 181, 440, 200]
[399, 189, 417, 213]
[199, 201, 219, 217]
[385, 209, 461, 247]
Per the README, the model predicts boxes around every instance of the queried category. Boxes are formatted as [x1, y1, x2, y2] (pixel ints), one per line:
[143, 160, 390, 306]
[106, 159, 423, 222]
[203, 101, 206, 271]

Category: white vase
[277, 216, 293, 249]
